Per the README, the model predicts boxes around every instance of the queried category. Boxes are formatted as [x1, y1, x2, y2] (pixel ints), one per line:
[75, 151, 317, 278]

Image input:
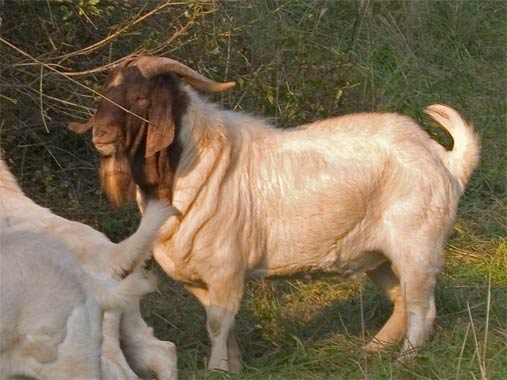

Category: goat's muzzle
[92, 125, 122, 156]
[94, 142, 117, 156]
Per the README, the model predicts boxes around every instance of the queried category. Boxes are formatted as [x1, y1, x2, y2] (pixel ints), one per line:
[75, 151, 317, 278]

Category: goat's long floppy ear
[68, 121, 92, 134]
[145, 80, 175, 158]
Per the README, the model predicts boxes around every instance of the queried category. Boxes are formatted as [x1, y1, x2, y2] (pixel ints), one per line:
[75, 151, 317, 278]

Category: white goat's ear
[68, 122, 92, 134]
[145, 80, 176, 158]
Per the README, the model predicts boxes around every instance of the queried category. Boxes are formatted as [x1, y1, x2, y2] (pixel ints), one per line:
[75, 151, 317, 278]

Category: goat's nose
[94, 128, 108, 138]
[93, 128, 118, 144]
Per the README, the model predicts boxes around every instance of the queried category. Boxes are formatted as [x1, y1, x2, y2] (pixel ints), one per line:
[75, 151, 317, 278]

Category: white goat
[0, 155, 178, 379]
[69, 56, 480, 372]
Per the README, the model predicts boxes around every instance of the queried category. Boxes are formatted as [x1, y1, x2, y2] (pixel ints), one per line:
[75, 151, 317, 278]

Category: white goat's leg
[226, 326, 242, 373]
[192, 275, 244, 372]
[206, 305, 237, 371]
[366, 261, 407, 351]
[187, 284, 243, 372]
[50, 298, 102, 380]
[398, 264, 438, 360]
[120, 303, 178, 380]
[101, 311, 142, 380]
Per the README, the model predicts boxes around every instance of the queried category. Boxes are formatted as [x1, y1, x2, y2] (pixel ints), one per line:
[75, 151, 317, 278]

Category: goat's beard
[99, 151, 136, 208]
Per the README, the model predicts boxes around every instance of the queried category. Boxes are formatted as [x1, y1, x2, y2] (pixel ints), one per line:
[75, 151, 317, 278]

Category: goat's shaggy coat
[0, 155, 178, 379]
[70, 56, 480, 372]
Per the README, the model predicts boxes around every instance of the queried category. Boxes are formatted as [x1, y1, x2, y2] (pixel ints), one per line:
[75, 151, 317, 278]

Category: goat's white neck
[182, 88, 228, 136]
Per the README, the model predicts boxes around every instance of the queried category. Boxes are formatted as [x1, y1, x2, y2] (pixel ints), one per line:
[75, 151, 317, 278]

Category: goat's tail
[425, 104, 481, 190]
[111, 200, 179, 277]
[84, 270, 157, 311]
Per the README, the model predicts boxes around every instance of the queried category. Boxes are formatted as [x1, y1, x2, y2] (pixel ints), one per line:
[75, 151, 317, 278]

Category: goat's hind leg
[399, 265, 438, 360]
[366, 261, 407, 351]
[226, 325, 242, 373]
[394, 239, 442, 360]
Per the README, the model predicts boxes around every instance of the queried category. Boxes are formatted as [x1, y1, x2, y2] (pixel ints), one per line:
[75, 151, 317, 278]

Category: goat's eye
[135, 97, 149, 107]
[128, 93, 147, 103]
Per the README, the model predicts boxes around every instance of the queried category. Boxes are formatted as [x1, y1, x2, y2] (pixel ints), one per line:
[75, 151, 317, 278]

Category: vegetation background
[1, 1, 505, 379]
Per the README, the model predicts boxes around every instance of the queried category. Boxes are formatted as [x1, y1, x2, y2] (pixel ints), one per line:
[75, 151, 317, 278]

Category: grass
[142, 243, 506, 380]
[1, 1, 506, 379]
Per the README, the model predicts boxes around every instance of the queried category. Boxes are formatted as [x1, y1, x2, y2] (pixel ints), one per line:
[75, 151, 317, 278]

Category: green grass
[141, 241, 506, 380]
[1, 1, 506, 379]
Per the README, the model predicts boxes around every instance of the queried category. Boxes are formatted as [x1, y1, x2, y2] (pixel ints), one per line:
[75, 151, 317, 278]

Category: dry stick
[0, 37, 149, 125]
[61, 16, 194, 77]
[54, 1, 180, 63]
[150, 16, 196, 56]
[39, 65, 50, 133]
[482, 270, 492, 377]
[12, 79, 92, 117]
[155, 7, 218, 56]
[12, 1, 184, 76]
[359, 286, 368, 380]
[61, 55, 137, 77]
[350, 0, 373, 53]
[151, 310, 183, 333]
[54, 9, 198, 77]
[39, 92, 94, 112]
[221, 26, 232, 108]
[466, 301, 488, 380]
[455, 323, 471, 380]
[14, 62, 71, 71]
[233, 66, 265, 111]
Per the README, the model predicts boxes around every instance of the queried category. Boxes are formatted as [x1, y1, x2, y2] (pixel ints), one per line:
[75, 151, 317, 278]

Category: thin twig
[482, 270, 492, 377]
[151, 311, 183, 333]
[150, 14, 198, 55]
[0, 37, 148, 124]
[359, 286, 368, 380]
[350, 0, 373, 54]
[467, 301, 488, 380]
[39, 65, 50, 133]
[54, 1, 179, 63]
[54, 8, 199, 77]
[58, 55, 139, 77]
[455, 323, 471, 380]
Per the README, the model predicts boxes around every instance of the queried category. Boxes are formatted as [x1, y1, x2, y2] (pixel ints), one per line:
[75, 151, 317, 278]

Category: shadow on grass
[140, 252, 506, 379]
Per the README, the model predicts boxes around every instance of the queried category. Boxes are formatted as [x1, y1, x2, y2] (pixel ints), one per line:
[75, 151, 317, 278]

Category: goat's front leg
[206, 305, 236, 371]
[102, 311, 142, 380]
[120, 303, 178, 380]
[187, 274, 244, 373]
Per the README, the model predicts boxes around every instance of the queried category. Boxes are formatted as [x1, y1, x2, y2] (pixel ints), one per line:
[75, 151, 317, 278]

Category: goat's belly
[248, 246, 386, 280]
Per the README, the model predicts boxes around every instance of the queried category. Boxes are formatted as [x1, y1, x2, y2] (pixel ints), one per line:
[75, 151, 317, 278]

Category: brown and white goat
[70, 56, 480, 372]
[0, 155, 178, 379]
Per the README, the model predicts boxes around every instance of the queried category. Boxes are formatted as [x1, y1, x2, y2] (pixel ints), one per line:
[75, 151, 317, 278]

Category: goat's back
[0, 229, 95, 370]
[214, 110, 464, 276]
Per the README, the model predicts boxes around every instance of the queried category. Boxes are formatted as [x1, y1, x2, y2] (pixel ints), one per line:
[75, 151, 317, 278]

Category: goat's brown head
[69, 56, 235, 207]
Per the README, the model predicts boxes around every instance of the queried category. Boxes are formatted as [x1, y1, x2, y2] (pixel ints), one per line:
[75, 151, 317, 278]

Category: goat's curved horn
[131, 56, 235, 92]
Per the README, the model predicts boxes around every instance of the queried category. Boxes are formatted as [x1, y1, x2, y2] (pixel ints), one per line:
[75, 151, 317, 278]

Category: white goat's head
[69, 56, 235, 207]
